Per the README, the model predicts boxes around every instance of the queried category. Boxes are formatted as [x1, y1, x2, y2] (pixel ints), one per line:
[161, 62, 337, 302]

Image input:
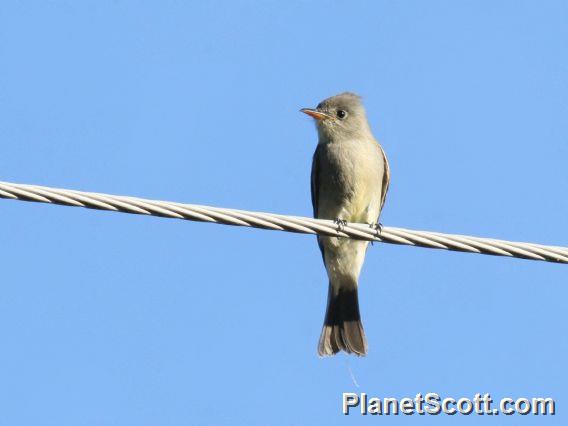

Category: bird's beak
[300, 108, 332, 120]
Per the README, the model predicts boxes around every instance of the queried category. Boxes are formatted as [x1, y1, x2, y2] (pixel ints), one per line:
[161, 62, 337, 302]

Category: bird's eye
[337, 110, 347, 119]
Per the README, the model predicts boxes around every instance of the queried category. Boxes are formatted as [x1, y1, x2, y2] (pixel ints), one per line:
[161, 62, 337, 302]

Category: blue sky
[0, 1, 566, 424]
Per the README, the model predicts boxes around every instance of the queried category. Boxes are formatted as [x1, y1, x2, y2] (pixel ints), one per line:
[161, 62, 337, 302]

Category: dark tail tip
[318, 286, 368, 356]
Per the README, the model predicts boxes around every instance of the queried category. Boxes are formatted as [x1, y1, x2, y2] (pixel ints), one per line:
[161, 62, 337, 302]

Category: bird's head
[301, 92, 372, 141]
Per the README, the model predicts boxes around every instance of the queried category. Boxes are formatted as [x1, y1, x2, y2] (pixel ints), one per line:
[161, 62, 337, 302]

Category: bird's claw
[334, 218, 348, 232]
[369, 222, 383, 245]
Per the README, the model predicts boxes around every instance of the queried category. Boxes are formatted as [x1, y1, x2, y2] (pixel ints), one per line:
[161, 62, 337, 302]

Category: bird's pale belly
[318, 173, 380, 285]
[318, 163, 382, 224]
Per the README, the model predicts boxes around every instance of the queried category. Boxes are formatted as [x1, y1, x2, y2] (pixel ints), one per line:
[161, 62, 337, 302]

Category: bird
[301, 92, 390, 356]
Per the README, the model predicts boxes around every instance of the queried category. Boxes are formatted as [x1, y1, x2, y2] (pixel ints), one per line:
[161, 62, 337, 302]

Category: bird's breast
[317, 139, 383, 222]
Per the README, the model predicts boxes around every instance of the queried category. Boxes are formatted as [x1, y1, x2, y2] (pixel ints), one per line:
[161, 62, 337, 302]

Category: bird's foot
[334, 218, 348, 232]
[369, 222, 383, 245]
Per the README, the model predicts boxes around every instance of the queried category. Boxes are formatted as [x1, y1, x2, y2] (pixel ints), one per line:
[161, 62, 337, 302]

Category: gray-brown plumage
[301, 92, 390, 356]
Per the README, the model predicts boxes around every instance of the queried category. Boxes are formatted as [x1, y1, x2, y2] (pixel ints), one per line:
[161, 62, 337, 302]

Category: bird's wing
[378, 144, 390, 213]
[310, 144, 322, 218]
[311, 144, 326, 260]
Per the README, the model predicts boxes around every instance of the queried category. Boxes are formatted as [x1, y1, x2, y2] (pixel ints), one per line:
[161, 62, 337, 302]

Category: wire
[1, 180, 566, 264]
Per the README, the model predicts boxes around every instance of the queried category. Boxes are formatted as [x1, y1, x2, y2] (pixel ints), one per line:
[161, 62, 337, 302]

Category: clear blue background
[0, 1, 566, 425]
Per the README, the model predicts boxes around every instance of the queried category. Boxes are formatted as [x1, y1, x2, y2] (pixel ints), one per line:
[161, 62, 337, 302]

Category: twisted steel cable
[1, 180, 566, 264]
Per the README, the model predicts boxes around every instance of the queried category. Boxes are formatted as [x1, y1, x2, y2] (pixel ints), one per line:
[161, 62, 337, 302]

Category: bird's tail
[318, 283, 368, 356]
